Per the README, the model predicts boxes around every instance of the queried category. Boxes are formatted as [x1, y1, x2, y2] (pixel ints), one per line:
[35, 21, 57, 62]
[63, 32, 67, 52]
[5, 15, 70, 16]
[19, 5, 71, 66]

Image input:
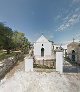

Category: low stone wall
[0, 57, 17, 80]
[34, 59, 56, 68]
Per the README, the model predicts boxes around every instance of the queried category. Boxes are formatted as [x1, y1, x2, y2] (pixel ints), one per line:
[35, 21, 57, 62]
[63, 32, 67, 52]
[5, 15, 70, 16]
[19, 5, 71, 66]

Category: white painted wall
[56, 51, 63, 74]
[25, 58, 33, 72]
[34, 42, 52, 57]
[54, 44, 60, 50]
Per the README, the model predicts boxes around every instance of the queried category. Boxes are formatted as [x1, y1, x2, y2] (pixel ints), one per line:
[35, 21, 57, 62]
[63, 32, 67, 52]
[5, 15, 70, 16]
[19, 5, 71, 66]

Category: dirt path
[5, 54, 30, 79]
[5, 61, 25, 79]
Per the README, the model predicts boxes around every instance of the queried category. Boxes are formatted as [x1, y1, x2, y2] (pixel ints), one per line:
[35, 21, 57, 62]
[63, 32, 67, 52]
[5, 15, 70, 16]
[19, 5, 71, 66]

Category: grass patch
[0, 50, 15, 61]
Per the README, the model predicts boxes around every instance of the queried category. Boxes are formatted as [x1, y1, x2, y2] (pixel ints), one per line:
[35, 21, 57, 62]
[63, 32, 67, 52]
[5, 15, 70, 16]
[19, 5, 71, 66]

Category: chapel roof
[67, 42, 79, 47]
[36, 35, 49, 43]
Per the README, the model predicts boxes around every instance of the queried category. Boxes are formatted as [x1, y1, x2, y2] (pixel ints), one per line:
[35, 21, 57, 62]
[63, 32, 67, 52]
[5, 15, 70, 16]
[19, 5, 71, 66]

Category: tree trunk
[7, 49, 10, 54]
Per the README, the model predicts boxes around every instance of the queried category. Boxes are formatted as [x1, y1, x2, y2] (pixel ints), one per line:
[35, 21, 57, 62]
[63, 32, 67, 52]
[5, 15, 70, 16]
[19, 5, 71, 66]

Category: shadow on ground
[63, 66, 80, 73]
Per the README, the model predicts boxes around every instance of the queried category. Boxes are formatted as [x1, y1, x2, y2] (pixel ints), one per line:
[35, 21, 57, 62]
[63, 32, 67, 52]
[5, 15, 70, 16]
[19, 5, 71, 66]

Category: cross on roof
[42, 33, 44, 35]
[73, 38, 75, 42]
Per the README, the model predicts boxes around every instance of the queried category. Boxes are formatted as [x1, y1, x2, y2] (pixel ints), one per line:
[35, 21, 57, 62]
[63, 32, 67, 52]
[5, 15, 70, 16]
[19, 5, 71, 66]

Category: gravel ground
[0, 70, 80, 92]
[0, 56, 80, 92]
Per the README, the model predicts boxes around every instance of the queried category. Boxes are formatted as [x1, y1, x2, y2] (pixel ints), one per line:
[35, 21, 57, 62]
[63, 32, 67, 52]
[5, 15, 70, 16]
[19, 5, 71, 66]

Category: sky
[0, 0, 80, 44]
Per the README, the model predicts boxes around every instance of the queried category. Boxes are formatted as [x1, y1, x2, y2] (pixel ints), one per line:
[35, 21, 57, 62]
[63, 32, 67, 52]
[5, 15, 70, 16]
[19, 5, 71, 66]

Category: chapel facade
[33, 35, 55, 61]
[67, 41, 80, 63]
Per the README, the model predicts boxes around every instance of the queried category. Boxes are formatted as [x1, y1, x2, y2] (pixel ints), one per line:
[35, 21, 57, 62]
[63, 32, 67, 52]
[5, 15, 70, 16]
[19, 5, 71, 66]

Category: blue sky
[0, 0, 80, 44]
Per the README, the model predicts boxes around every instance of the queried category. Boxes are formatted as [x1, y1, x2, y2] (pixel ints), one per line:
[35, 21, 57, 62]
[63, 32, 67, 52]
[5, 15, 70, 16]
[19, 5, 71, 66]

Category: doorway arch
[41, 48, 44, 57]
[72, 50, 75, 61]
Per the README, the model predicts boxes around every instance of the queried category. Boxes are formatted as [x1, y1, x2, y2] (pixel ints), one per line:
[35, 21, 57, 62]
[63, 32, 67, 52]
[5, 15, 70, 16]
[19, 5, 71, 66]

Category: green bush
[14, 52, 24, 62]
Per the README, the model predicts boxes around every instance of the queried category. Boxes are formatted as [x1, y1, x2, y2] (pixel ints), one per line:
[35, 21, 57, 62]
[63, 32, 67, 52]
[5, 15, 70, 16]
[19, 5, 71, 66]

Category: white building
[33, 35, 55, 60]
[54, 44, 60, 50]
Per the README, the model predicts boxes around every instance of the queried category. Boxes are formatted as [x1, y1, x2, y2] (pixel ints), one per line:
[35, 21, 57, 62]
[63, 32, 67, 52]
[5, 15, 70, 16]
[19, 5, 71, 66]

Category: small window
[56, 47, 58, 49]
[42, 44, 43, 46]
[53, 46, 54, 49]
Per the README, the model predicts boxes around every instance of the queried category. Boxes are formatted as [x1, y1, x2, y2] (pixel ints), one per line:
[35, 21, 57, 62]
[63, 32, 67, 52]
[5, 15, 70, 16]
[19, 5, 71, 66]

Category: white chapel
[33, 35, 55, 60]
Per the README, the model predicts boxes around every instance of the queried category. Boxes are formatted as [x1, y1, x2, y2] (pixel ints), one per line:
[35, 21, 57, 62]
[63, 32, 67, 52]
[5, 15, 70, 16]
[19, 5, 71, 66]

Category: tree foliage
[0, 23, 13, 54]
[0, 22, 30, 54]
[12, 31, 30, 53]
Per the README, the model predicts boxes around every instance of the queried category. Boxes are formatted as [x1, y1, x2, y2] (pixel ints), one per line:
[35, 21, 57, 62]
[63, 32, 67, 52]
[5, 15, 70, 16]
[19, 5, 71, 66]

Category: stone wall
[0, 57, 17, 80]
[34, 59, 56, 68]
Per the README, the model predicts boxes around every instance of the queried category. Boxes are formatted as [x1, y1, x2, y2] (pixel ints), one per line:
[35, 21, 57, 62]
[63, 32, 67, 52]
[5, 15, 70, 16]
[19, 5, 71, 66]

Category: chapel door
[72, 50, 75, 61]
[41, 48, 44, 57]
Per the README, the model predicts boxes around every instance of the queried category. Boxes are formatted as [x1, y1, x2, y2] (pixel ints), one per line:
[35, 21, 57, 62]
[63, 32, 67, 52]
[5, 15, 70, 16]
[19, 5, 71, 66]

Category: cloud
[72, 0, 80, 3]
[62, 39, 80, 45]
[56, 8, 80, 32]
[75, 7, 80, 12]
[75, 33, 80, 38]
[49, 35, 54, 39]
[55, 15, 62, 20]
